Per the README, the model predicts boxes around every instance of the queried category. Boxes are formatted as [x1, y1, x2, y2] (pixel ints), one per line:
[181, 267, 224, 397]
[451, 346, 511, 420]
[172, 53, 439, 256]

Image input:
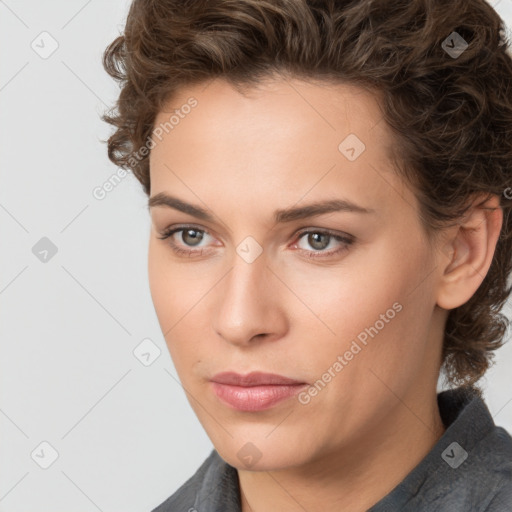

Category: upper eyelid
[162, 224, 347, 236]
[162, 225, 353, 246]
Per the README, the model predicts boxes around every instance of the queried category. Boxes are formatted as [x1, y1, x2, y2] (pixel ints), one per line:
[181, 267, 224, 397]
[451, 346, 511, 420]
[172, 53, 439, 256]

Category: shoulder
[479, 427, 512, 511]
[372, 388, 512, 512]
[431, 419, 512, 511]
[475, 426, 512, 511]
[480, 426, 512, 470]
[481, 463, 512, 511]
[484, 485, 512, 512]
[436, 392, 512, 511]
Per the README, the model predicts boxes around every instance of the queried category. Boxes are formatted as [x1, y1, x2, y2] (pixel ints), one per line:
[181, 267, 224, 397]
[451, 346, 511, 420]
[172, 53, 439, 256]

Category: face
[148, 76, 444, 471]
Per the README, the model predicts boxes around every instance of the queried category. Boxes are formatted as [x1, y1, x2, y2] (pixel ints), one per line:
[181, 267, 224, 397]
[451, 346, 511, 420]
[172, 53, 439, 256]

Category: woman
[101, 0, 512, 510]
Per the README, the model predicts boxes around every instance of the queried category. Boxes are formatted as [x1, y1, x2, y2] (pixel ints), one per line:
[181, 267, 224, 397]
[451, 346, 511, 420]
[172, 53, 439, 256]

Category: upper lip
[210, 371, 306, 386]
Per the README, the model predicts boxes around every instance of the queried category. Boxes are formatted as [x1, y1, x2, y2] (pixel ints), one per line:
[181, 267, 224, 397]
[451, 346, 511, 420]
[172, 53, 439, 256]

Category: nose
[212, 252, 288, 347]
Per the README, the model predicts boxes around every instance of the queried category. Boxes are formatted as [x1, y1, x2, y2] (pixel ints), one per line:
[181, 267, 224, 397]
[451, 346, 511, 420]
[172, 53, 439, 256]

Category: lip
[211, 371, 306, 386]
[210, 372, 308, 411]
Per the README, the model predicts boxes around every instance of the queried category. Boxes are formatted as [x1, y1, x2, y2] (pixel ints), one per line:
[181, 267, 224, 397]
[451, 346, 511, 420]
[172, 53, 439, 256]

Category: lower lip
[210, 382, 307, 411]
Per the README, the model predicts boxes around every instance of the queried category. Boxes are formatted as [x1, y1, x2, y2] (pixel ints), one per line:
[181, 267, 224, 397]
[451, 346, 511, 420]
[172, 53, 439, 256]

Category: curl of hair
[102, 0, 512, 391]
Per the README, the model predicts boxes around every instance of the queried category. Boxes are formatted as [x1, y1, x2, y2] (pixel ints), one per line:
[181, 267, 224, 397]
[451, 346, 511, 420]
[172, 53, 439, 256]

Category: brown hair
[101, 0, 512, 391]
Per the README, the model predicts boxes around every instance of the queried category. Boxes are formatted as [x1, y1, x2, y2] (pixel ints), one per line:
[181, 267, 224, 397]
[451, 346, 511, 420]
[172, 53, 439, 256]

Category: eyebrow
[148, 193, 375, 223]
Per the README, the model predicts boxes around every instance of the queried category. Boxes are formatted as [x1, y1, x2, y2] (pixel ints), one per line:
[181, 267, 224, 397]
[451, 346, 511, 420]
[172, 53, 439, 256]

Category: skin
[147, 76, 502, 512]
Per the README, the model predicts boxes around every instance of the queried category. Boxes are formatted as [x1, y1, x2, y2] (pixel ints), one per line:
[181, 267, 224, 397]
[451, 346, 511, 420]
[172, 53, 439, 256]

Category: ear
[436, 194, 503, 310]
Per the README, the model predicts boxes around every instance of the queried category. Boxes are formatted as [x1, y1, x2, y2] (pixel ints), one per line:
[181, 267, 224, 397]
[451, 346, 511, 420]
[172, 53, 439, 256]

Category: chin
[215, 437, 314, 472]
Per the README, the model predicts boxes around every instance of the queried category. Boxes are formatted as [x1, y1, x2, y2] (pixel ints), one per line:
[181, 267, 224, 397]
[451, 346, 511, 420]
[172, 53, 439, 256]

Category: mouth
[209, 371, 308, 412]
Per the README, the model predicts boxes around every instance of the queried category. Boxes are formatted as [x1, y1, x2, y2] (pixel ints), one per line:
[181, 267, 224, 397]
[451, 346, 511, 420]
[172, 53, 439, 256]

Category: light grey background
[1, 1, 511, 511]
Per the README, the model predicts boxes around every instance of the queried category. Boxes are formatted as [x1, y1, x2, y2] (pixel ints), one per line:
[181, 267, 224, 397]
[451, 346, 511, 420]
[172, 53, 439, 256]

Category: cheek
[148, 241, 190, 356]
[280, 248, 405, 341]
[286, 237, 434, 377]
[148, 239, 216, 373]
[148, 240, 175, 328]
[148, 238, 206, 327]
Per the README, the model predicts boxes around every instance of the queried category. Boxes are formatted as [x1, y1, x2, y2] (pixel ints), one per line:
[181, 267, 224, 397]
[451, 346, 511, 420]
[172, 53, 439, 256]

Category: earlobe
[436, 194, 503, 311]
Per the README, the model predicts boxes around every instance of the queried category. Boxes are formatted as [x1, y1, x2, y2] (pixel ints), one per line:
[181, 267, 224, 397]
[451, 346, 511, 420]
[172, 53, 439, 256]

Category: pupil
[183, 229, 203, 246]
[309, 233, 328, 250]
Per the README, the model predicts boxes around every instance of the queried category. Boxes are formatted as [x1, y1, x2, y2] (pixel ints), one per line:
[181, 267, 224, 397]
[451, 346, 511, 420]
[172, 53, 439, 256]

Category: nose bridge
[226, 234, 270, 301]
[224, 249, 271, 318]
[213, 246, 284, 344]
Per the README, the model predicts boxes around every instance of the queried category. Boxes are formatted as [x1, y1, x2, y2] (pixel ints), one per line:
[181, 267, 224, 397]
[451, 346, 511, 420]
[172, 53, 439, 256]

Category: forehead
[151, 76, 387, 146]
[148, 76, 410, 223]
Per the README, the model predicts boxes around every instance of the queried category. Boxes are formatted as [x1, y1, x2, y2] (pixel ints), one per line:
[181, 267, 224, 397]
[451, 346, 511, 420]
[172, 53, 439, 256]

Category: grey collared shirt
[151, 387, 512, 511]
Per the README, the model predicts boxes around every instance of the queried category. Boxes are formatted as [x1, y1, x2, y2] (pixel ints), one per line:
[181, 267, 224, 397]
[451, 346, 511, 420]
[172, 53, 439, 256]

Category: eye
[157, 225, 354, 259]
[293, 229, 354, 259]
[157, 225, 214, 257]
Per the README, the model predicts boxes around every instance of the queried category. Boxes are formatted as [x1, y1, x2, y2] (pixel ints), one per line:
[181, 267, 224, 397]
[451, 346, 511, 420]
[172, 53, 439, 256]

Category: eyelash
[157, 225, 354, 259]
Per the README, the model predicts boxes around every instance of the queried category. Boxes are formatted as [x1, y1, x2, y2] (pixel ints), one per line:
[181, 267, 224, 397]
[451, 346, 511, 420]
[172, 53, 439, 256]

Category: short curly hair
[101, 0, 512, 391]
